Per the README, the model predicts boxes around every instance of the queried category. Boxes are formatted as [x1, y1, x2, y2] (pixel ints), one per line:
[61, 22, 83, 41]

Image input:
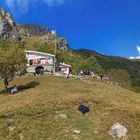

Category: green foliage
[80, 56, 104, 73]
[63, 53, 83, 73]
[76, 49, 140, 91]
[63, 53, 103, 74]
[34, 42, 65, 62]
[0, 41, 27, 90]
[32, 42, 103, 74]
[34, 42, 53, 54]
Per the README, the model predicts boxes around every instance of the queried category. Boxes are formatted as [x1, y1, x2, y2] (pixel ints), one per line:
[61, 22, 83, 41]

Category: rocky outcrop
[43, 34, 68, 51]
[19, 24, 48, 36]
[0, 8, 29, 41]
[0, 8, 69, 50]
[0, 8, 15, 40]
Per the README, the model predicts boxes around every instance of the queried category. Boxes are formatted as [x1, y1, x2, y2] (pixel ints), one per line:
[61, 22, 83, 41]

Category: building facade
[57, 63, 72, 75]
[25, 50, 55, 74]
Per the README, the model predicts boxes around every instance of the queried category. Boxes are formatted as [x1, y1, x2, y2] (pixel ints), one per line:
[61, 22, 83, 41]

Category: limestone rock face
[0, 8, 14, 38]
[0, 8, 69, 50]
[43, 34, 69, 51]
[19, 24, 48, 36]
[0, 8, 29, 41]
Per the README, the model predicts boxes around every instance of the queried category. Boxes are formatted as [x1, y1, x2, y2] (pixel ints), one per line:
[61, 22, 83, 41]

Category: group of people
[77, 69, 92, 76]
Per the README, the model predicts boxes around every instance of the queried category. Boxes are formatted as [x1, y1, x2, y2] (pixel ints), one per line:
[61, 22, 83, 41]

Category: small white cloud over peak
[136, 45, 140, 56]
[129, 46, 140, 60]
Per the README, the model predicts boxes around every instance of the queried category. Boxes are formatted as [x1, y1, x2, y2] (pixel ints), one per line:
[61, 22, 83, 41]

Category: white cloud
[6, 0, 15, 8]
[5, 0, 65, 14]
[44, 0, 64, 6]
[5, 0, 29, 13]
[136, 46, 140, 56]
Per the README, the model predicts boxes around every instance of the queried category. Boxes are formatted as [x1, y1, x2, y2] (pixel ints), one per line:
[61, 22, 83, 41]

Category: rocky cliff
[0, 8, 30, 41]
[19, 24, 49, 36]
[0, 8, 69, 50]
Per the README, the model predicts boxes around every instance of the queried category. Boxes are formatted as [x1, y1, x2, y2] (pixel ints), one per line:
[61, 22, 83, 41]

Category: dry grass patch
[0, 76, 139, 139]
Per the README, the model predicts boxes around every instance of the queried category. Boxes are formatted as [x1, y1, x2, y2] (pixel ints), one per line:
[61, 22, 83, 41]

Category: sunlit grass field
[0, 75, 140, 140]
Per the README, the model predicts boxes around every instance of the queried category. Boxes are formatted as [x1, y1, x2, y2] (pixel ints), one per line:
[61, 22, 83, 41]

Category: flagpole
[51, 30, 57, 75]
[54, 37, 56, 75]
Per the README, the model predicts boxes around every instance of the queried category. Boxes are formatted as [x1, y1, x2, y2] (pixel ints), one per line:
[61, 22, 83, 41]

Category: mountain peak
[0, 8, 19, 40]
[0, 8, 69, 50]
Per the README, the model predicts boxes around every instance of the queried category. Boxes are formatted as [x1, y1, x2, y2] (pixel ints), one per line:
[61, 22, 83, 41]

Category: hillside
[0, 8, 68, 50]
[1, 8, 140, 91]
[76, 49, 140, 91]
[0, 76, 140, 139]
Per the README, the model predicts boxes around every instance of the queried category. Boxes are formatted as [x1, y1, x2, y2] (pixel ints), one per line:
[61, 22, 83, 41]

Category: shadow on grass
[0, 81, 40, 94]
[17, 81, 40, 91]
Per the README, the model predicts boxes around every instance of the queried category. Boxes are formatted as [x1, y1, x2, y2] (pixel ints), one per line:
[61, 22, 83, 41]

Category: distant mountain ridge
[76, 48, 140, 91]
[75, 48, 103, 57]
[19, 24, 49, 36]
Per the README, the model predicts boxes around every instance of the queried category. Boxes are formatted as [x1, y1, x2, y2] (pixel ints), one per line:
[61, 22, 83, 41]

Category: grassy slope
[0, 76, 140, 140]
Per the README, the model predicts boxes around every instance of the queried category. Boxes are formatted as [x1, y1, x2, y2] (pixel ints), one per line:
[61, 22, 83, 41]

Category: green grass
[0, 75, 140, 140]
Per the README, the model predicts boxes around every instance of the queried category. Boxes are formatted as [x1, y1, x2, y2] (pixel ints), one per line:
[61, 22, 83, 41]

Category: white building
[25, 50, 72, 75]
[25, 50, 55, 74]
[57, 63, 72, 75]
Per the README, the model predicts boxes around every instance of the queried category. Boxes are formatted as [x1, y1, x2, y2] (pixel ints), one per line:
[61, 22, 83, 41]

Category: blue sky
[1, 0, 140, 57]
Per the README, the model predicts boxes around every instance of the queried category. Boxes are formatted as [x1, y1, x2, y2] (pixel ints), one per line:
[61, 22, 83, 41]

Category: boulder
[109, 123, 127, 138]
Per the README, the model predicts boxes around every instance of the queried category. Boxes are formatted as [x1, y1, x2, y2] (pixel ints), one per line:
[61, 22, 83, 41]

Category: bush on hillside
[80, 56, 104, 74]
[0, 41, 27, 91]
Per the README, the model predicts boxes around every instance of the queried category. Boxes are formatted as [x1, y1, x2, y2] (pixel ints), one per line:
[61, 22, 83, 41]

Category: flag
[51, 30, 57, 36]
[48, 31, 52, 35]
